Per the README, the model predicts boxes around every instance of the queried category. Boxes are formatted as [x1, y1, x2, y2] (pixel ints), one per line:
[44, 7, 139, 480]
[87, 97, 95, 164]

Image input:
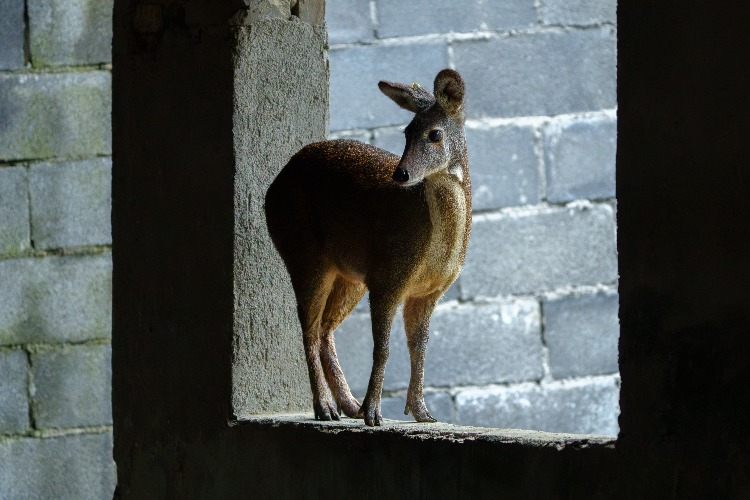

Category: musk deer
[265, 69, 471, 426]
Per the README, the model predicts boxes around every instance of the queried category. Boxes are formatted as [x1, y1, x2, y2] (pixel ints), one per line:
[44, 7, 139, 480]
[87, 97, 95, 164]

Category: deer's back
[266, 140, 432, 283]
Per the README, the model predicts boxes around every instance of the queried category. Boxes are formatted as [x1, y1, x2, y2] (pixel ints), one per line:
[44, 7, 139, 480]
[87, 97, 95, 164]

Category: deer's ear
[378, 81, 433, 113]
[434, 69, 465, 117]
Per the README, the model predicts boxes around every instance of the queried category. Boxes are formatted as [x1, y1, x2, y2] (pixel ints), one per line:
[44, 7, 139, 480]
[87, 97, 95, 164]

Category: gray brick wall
[328, 0, 619, 435]
[0, 0, 114, 497]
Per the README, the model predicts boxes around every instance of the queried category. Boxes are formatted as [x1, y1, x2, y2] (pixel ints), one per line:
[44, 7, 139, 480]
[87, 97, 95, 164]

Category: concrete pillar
[231, 14, 327, 418]
[112, 0, 326, 491]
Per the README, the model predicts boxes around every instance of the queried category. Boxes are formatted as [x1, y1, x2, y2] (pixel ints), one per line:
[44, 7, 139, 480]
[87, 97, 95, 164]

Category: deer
[264, 69, 471, 426]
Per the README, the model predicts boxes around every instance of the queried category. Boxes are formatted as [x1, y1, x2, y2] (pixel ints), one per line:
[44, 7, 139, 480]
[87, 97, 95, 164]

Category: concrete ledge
[238, 414, 616, 448]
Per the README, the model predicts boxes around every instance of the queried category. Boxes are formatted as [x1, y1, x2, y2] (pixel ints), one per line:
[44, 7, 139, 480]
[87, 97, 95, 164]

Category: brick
[0, 72, 112, 161]
[461, 204, 618, 298]
[28, 0, 113, 67]
[452, 28, 616, 119]
[539, 0, 617, 26]
[0, 432, 116, 499]
[32, 344, 112, 428]
[0, 255, 112, 345]
[327, 0, 373, 44]
[543, 293, 619, 379]
[376, 0, 536, 38]
[335, 299, 543, 394]
[543, 116, 616, 203]
[0, 0, 25, 69]
[467, 125, 540, 210]
[380, 391, 455, 422]
[329, 43, 449, 131]
[0, 167, 31, 256]
[455, 376, 620, 435]
[0, 349, 29, 434]
[29, 158, 112, 249]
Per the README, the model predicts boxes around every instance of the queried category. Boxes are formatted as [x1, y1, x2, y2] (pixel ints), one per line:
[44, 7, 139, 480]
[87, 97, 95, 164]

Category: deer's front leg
[403, 295, 439, 423]
[358, 292, 398, 426]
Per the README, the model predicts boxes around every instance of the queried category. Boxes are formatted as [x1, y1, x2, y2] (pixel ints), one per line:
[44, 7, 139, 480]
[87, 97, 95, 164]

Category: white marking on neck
[449, 163, 463, 183]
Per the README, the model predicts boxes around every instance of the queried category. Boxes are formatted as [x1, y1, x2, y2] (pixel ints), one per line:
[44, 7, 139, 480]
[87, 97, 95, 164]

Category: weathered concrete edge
[237, 414, 616, 449]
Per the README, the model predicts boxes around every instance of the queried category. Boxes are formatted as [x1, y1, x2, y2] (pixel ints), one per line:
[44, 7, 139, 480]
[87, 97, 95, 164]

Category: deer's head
[378, 69, 467, 187]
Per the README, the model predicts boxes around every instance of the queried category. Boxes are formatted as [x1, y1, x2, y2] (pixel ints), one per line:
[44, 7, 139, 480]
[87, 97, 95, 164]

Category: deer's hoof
[405, 399, 437, 423]
[313, 399, 340, 421]
[358, 397, 382, 427]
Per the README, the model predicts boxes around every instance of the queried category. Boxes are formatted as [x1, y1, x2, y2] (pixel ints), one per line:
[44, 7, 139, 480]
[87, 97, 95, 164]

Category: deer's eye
[428, 129, 443, 143]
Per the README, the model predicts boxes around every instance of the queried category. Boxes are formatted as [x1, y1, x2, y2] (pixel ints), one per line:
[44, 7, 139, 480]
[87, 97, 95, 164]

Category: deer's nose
[393, 167, 409, 183]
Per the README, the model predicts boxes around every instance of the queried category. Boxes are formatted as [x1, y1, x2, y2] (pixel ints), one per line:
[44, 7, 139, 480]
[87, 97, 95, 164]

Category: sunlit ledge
[236, 414, 616, 449]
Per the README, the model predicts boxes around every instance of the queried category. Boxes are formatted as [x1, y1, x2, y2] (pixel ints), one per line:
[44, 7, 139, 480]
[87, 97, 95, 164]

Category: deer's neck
[421, 165, 470, 285]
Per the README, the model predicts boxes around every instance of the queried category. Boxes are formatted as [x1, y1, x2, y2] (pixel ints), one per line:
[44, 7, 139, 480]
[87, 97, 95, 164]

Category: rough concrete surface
[231, 17, 329, 416]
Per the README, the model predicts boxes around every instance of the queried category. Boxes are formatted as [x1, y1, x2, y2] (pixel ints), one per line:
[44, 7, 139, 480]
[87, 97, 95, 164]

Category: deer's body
[265, 70, 471, 426]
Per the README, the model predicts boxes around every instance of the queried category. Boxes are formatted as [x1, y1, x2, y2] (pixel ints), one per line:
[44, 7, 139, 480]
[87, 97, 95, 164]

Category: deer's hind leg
[291, 268, 340, 421]
[320, 276, 366, 418]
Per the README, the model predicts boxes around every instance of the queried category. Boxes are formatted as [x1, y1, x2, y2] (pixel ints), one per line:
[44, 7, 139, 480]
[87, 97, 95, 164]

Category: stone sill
[236, 414, 616, 450]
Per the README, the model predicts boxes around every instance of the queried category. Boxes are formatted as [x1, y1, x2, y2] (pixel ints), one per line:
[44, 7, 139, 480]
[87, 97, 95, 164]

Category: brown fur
[265, 69, 471, 426]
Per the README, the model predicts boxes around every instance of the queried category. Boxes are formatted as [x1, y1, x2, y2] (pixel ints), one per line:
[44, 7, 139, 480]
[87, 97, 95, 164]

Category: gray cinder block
[467, 125, 540, 210]
[29, 158, 112, 249]
[461, 203, 618, 298]
[539, 0, 617, 26]
[31, 344, 112, 429]
[0, 255, 112, 345]
[456, 375, 620, 435]
[326, 0, 373, 44]
[0, 432, 116, 499]
[0, 72, 111, 161]
[543, 116, 617, 203]
[453, 28, 616, 119]
[28, 0, 113, 67]
[543, 293, 620, 379]
[0, 167, 30, 256]
[376, 0, 536, 38]
[0, 349, 29, 434]
[0, 0, 25, 69]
